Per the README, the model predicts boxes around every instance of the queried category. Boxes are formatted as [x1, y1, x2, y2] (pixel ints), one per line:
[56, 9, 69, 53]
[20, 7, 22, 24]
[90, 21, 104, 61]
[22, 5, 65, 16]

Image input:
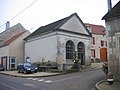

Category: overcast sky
[0, 0, 119, 33]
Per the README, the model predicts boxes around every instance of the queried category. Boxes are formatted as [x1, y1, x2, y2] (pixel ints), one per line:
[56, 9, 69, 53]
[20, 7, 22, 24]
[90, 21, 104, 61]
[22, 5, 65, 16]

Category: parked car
[17, 63, 38, 74]
[0, 64, 5, 71]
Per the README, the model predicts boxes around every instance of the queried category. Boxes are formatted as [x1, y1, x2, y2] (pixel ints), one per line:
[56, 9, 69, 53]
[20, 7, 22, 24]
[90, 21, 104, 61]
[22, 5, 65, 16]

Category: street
[0, 69, 106, 90]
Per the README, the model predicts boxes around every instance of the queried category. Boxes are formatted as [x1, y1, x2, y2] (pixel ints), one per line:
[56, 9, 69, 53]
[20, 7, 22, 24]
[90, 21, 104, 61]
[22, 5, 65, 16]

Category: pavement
[94, 62, 120, 90]
[0, 63, 103, 78]
[0, 71, 62, 78]
[2, 62, 119, 90]
[96, 80, 120, 90]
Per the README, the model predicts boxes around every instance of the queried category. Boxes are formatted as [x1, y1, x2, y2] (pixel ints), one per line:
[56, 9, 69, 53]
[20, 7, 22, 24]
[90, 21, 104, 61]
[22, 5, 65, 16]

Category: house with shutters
[85, 23, 107, 62]
[24, 13, 92, 70]
[102, 1, 120, 80]
[0, 23, 30, 70]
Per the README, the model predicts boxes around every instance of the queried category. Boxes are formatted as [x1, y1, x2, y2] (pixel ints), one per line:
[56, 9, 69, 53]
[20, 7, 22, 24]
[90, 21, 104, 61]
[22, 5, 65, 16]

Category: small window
[92, 37, 95, 45]
[101, 40, 104, 47]
[106, 41, 107, 46]
[91, 49, 95, 58]
[11, 58, 15, 63]
[11, 64, 15, 69]
[119, 37, 120, 46]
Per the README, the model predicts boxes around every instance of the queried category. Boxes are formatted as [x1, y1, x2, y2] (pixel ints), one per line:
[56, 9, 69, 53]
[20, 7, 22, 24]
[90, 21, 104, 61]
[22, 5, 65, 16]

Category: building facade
[102, 1, 120, 80]
[85, 23, 107, 62]
[0, 23, 30, 70]
[24, 13, 92, 69]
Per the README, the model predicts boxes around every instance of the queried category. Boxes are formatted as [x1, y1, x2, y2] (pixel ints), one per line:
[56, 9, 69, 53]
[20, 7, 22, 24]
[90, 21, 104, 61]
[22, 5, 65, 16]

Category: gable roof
[0, 31, 26, 47]
[25, 13, 92, 40]
[85, 23, 106, 35]
[102, 1, 120, 20]
[0, 23, 26, 45]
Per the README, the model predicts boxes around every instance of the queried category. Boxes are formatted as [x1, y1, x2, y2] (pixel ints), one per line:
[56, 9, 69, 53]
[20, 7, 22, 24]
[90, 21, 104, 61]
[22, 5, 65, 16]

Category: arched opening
[77, 42, 85, 65]
[66, 40, 75, 63]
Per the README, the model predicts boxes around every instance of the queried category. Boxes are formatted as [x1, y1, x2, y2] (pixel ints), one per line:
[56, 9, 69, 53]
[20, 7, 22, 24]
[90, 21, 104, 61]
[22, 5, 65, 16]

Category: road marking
[24, 83, 34, 86]
[38, 79, 44, 82]
[52, 75, 82, 83]
[44, 80, 53, 83]
[27, 78, 33, 79]
[26, 75, 82, 84]
[32, 78, 38, 80]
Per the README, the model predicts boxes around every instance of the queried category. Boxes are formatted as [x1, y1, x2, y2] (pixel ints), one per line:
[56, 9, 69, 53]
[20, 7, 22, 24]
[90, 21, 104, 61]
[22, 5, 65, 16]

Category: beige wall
[91, 34, 107, 59]
[0, 46, 9, 57]
[9, 31, 30, 65]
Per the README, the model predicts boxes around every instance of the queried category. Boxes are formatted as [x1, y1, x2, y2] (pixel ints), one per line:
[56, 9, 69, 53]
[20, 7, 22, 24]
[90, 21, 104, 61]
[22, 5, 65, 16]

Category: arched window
[77, 42, 85, 65]
[66, 40, 75, 59]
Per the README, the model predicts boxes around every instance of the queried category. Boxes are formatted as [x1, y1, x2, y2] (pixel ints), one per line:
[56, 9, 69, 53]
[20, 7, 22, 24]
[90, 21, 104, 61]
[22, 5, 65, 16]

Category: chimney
[107, 0, 112, 11]
[6, 21, 10, 30]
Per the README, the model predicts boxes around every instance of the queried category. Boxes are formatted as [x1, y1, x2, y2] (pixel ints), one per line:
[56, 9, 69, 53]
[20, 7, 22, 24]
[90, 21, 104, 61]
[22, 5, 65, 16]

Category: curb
[0, 67, 101, 78]
[0, 72, 65, 78]
[95, 80, 107, 90]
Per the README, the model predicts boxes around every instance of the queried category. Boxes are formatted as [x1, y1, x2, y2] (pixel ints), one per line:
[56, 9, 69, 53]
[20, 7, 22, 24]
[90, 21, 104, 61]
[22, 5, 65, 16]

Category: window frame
[66, 40, 75, 59]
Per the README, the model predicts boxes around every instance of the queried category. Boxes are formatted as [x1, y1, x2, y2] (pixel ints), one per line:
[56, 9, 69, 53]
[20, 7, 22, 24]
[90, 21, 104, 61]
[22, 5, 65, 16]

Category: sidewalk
[97, 80, 120, 90]
[0, 71, 61, 78]
[0, 62, 102, 78]
[81, 62, 102, 71]
[93, 63, 120, 90]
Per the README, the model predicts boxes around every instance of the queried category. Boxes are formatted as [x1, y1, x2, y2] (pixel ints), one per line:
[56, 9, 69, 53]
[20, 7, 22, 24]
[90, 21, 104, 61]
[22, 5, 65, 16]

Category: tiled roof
[85, 23, 105, 35]
[0, 23, 26, 45]
[0, 31, 26, 47]
[102, 1, 120, 20]
[25, 13, 92, 40]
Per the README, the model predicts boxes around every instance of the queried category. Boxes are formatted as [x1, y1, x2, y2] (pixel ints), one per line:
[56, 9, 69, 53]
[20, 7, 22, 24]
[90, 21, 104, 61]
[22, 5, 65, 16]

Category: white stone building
[24, 13, 92, 67]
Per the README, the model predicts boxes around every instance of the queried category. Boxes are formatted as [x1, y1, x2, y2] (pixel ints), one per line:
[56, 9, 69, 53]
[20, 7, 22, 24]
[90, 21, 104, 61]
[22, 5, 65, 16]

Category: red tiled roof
[85, 23, 106, 35]
[0, 31, 26, 47]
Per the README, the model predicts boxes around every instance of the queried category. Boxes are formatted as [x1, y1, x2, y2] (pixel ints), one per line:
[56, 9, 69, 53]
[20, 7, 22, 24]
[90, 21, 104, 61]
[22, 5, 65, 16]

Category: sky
[0, 0, 119, 33]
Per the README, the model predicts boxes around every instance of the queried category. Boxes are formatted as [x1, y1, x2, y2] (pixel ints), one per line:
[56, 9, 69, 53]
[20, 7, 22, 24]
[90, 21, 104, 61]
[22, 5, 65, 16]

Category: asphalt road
[0, 69, 106, 90]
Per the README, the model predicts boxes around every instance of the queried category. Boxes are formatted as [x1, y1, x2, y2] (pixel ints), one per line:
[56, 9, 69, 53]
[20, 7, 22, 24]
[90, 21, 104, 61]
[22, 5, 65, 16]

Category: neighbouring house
[102, 1, 120, 80]
[0, 23, 30, 70]
[85, 23, 107, 62]
[0, 23, 26, 45]
[24, 13, 92, 70]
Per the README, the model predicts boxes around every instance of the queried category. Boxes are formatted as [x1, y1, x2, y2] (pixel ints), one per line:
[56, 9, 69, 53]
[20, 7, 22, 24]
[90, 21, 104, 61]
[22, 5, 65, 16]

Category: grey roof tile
[25, 13, 91, 40]
[102, 1, 120, 20]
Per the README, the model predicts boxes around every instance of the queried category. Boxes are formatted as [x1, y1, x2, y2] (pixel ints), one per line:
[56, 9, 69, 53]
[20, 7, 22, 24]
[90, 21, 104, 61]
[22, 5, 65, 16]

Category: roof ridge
[0, 23, 23, 35]
[25, 13, 92, 40]
[54, 13, 77, 29]
[85, 23, 105, 27]
[25, 13, 77, 40]
[0, 31, 26, 47]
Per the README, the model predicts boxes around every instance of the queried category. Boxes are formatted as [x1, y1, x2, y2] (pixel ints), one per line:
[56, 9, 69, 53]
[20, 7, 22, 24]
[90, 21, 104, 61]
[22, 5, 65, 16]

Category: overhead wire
[0, 0, 38, 29]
